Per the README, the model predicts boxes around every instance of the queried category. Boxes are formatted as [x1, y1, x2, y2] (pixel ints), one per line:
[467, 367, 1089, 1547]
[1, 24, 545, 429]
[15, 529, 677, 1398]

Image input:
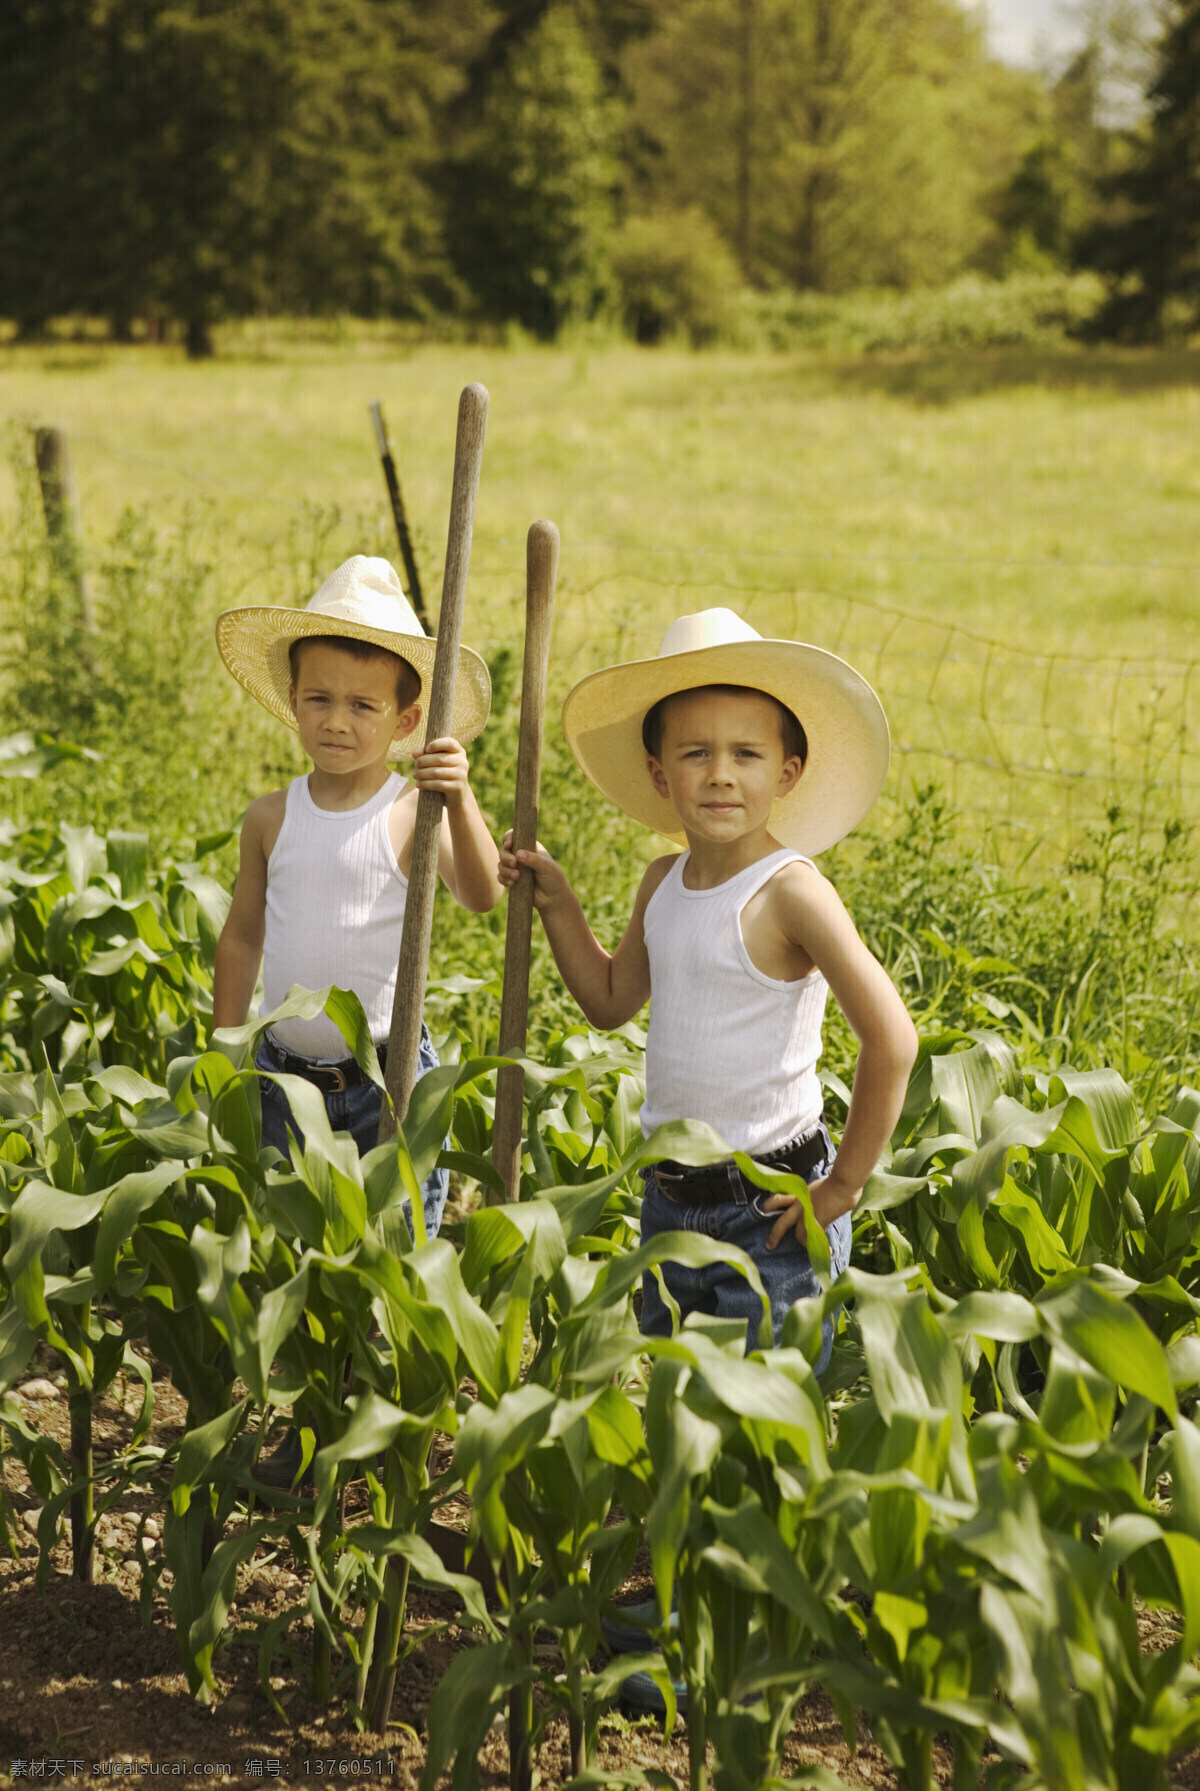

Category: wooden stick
[368, 400, 427, 628]
[490, 521, 559, 1202]
[377, 383, 489, 1143]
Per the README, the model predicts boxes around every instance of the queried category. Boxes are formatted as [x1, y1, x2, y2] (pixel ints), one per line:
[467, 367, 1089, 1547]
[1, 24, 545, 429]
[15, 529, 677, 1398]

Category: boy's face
[289, 640, 420, 777]
[646, 688, 803, 845]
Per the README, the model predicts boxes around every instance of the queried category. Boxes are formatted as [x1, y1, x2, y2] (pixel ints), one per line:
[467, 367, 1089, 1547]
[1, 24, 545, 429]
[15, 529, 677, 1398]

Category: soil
[3, 1362, 1198, 1791]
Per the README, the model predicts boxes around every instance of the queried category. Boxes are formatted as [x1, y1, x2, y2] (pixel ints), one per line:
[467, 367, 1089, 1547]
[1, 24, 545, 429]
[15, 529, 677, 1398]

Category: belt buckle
[324, 1065, 348, 1094]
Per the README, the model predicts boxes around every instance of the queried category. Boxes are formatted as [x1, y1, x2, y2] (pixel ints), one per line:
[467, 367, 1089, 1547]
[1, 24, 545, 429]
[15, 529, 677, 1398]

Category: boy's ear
[287, 684, 299, 722]
[394, 699, 422, 742]
[777, 755, 804, 797]
[646, 754, 670, 798]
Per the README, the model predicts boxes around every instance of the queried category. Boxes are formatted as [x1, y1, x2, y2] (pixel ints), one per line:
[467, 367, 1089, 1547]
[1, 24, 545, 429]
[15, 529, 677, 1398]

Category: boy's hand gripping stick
[491, 520, 559, 1202]
[378, 382, 488, 1143]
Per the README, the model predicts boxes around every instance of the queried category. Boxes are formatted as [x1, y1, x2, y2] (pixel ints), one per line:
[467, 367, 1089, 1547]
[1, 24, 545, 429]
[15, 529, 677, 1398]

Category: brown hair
[288, 635, 420, 710]
[642, 683, 807, 763]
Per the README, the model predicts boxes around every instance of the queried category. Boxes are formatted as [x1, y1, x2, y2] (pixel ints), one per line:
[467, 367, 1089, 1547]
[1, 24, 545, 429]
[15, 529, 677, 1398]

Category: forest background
[0, 0, 1194, 355]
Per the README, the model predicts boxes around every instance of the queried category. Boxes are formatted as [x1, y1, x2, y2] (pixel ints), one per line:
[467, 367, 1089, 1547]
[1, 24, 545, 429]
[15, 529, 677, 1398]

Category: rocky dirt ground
[2, 1360, 1198, 1791]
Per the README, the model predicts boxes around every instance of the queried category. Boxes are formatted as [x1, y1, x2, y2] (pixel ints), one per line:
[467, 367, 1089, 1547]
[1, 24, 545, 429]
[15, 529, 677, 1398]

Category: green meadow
[2, 334, 1198, 869]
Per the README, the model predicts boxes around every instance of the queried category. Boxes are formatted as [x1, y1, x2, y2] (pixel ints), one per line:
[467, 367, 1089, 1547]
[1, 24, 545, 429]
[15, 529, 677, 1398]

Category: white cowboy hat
[562, 608, 890, 854]
[215, 555, 491, 756]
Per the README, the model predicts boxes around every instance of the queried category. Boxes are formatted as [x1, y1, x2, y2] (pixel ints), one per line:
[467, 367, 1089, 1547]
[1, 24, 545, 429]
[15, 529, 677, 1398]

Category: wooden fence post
[34, 426, 97, 635]
[369, 400, 427, 629]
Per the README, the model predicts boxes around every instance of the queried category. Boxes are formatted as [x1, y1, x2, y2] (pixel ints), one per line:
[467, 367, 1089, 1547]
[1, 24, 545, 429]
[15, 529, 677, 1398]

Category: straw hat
[215, 556, 491, 756]
[562, 609, 890, 854]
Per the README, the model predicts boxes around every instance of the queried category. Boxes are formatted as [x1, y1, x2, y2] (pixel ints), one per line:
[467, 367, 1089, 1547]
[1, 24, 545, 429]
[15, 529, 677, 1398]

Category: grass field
[2, 334, 1199, 862]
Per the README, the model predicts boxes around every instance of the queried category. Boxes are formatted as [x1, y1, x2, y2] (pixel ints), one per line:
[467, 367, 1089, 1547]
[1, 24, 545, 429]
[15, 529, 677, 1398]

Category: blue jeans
[638, 1124, 852, 1366]
[255, 1024, 450, 1239]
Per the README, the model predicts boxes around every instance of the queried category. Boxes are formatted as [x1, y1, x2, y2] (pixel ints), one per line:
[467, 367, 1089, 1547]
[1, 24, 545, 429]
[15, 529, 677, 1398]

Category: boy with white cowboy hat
[500, 606, 917, 1353]
[214, 554, 502, 1231]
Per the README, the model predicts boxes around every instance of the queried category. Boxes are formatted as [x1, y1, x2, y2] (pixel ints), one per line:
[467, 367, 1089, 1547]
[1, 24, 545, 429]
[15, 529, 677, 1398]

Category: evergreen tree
[1084, 0, 1200, 338]
[0, 0, 483, 350]
[452, 6, 620, 335]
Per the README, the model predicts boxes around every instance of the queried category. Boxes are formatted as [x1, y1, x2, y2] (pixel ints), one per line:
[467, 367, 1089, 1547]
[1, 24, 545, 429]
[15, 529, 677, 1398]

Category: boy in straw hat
[500, 607, 917, 1358]
[214, 554, 502, 1231]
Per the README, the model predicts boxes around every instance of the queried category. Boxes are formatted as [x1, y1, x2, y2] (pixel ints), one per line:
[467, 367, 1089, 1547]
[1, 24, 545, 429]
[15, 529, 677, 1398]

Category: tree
[1082, 0, 1199, 338]
[0, 0, 487, 350]
[621, 0, 1043, 293]
[451, 6, 620, 335]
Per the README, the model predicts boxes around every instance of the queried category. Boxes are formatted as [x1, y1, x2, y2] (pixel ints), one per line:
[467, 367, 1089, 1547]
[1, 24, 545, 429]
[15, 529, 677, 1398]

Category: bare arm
[498, 838, 673, 1029]
[408, 738, 502, 913]
[762, 866, 918, 1242]
[212, 794, 281, 1030]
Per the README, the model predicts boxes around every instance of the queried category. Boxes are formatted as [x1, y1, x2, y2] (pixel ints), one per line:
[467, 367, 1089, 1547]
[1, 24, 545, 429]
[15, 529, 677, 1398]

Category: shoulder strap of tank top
[735, 846, 807, 908]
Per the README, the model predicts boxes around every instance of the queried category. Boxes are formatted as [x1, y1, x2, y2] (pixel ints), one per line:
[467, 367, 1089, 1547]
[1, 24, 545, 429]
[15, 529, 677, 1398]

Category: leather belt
[259, 1034, 386, 1096]
[651, 1125, 827, 1205]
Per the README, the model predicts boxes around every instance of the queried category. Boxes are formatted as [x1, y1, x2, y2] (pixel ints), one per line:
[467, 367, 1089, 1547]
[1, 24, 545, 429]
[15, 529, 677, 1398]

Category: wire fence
[10, 422, 1198, 863]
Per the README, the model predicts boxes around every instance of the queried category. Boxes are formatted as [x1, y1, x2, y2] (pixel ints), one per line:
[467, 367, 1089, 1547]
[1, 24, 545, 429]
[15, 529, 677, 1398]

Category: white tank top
[261, 773, 408, 1056]
[640, 847, 827, 1155]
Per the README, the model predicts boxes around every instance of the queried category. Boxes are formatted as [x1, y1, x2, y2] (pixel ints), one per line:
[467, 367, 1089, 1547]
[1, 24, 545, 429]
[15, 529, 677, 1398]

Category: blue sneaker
[619, 1666, 688, 1720]
[601, 1597, 678, 1655]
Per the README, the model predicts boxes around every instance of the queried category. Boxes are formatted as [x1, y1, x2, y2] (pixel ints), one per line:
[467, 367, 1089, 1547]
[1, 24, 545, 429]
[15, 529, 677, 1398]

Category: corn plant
[858, 1031, 1200, 1346]
[0, 812, 229, 1078]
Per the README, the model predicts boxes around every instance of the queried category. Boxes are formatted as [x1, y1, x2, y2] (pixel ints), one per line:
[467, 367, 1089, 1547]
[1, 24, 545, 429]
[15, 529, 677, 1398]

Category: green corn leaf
[458, 1202, 539, 1291]
[850, 1275, 965, 1425]
[1038, 1279, 1178, 1418]
[352, 1236, 468, 1396]
[1167, 1417, 1200, 1542]
[312, 1391, 413, 1527]
[186, 1519, 271, 1686]
[644, 1358, 723, 1615]
[122, 1102, 212, 1159]
[456, 1384, 558, 1488]
[1167, 1334, 1200, 1391]
[341, 1528, 496, 1634]
[707, 1498, 832, 1640]
[0, 1071, 39, 1122]
[418, 1637, 530, 1791]
[250, 1264, 311, 1409]
[403, 1061, 462, 1188]
[576, 1230, 770, 1346]
[57, 823, 107, 892]
[39, 1058, 82, 1193]
[951, 1098, 1064, 1210]
[105, 830, 150, 899]
[85, 1065, 168, 1106]
[991, 1180, 1076, 1278]
[1049, 1068, 1138, 1153]
[213, 985, 380, 1079]
[0, 1298, 37, 1394]
[873, 1589, 928, 1663]
[92, 1164, 186, 1293]
[955, 1199, 1004, 1287]
[171, 1399, 249, 1515]
[170, 863, 230, 955]
[584, 1386, 647, 1469]
[1163, 1533, 1200, 1662]
[858, 1171, 928, 1212]
[3, 1179, 109, 1285]
[406, 1236, 501, 1401]
[735, 1154, 830, 1281]
[930, 1042, 1005, 1141]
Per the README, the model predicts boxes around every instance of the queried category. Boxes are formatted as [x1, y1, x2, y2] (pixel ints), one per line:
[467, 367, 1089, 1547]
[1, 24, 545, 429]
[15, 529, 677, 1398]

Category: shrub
[612, 207, 742, 346]
[736, 270, 1107, 354]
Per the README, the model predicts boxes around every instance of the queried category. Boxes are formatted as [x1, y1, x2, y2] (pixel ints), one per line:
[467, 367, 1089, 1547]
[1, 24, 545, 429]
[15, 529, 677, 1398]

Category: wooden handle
[491, 520, 559, 1201]
[378, 383, 489, 1142]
